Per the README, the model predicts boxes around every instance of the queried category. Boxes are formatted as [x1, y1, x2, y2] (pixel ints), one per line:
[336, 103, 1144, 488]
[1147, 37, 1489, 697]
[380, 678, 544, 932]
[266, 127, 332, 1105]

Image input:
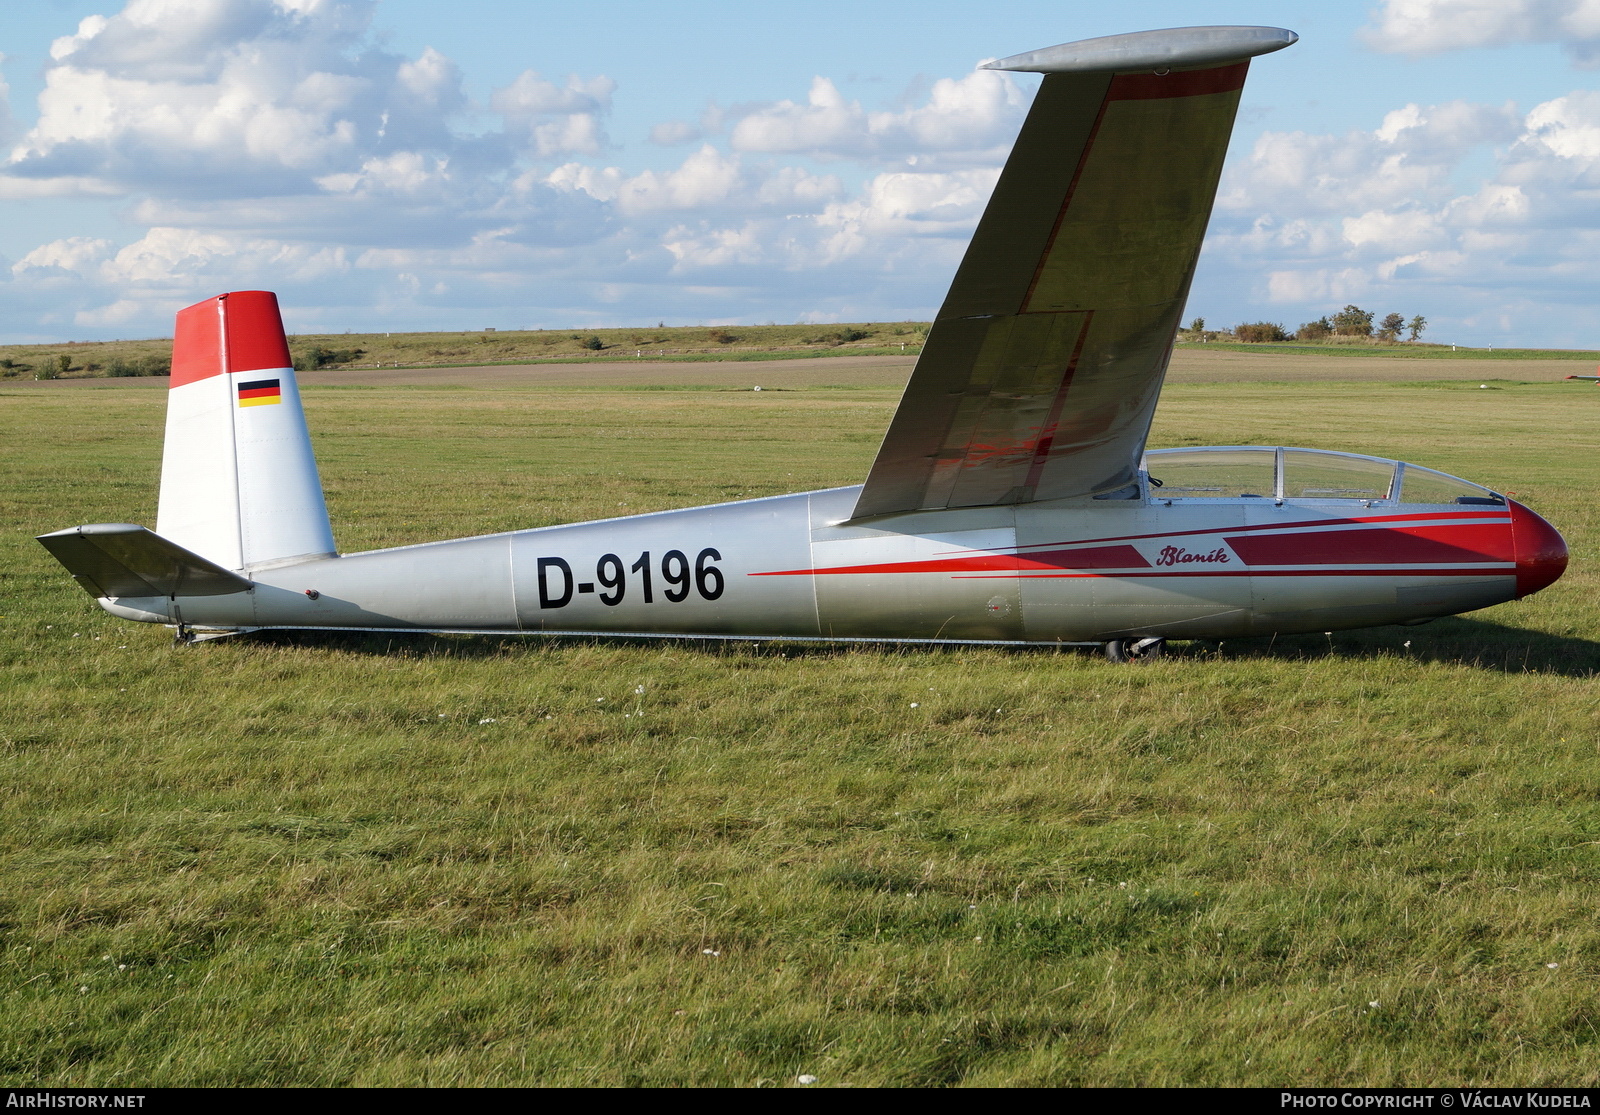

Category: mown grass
[3, 373, 1600, 1086]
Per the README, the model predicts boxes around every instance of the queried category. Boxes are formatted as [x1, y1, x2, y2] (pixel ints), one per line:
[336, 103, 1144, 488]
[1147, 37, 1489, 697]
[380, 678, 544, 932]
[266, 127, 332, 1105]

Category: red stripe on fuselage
[749, 543, 1148, 578]
[751, 515, 1515, 579]
[952, 567, 1512, 580]
[932, 511, 1510, 557]
[1226, 524, 1512, 565]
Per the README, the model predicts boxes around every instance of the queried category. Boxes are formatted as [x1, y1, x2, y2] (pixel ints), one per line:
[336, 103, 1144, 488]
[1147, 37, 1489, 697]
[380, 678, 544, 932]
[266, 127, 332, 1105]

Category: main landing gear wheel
[1104, 637, 1166, 664]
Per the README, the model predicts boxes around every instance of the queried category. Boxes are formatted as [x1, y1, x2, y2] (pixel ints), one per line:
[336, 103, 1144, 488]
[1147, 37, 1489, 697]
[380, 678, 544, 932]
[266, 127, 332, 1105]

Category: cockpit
[1140, 447, 1506, 506]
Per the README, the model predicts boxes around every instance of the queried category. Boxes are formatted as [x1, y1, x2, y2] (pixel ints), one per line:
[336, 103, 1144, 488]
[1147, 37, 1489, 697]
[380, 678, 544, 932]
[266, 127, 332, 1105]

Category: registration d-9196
[537, 548, 724, 608]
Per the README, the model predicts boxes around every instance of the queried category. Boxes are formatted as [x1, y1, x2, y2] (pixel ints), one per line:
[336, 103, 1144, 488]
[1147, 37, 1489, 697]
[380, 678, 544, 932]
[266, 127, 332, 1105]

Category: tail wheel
[1104, 637, 1166, 663]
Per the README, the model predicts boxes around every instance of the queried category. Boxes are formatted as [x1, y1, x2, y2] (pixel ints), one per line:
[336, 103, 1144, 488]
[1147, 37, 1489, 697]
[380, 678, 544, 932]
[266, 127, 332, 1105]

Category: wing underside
[852, 52, 1259, 519]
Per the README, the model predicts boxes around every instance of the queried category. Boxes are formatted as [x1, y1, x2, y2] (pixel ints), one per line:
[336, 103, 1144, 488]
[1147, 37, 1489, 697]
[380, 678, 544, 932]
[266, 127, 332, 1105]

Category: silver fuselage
[102, 482, 1531, 643]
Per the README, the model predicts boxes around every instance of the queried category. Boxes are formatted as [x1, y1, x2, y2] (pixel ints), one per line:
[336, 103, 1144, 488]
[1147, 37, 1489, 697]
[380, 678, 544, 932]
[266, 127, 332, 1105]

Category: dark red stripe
[1226, 525, 1514, 566]
[1108, 62, 1249, 101]
[953, 568, 1513, 581]
[1018, 91, 1114, 313]
[1020, 314, 1094, 491]
[750, 543, 1149, 578]
[940, 511, 1510, 558]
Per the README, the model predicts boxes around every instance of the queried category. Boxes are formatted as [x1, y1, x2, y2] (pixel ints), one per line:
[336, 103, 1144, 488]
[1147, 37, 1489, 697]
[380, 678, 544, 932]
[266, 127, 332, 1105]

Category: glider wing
[852, 26, 1295, 518]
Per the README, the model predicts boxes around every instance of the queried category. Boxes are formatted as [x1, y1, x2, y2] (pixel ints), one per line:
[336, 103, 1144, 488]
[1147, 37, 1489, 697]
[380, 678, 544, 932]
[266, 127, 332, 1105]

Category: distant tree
[582, 335, 604, 350]
[57, 354, 72, 376]
[1377, 312, 1405, 342]
[1297, 317, 1333, 341]
[1234, 322, 1289, 343]
[808, 327, 870, 346]
[1408, 314, 1427, 341]
[1187, 316, 1206, 334]
[1332, 305, 1375, 336]
[292, 346, 366, 371]
[106, 354, 171, 378]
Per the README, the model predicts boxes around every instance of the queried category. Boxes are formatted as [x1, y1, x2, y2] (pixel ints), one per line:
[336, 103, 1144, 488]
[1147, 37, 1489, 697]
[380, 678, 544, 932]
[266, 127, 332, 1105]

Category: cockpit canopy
[1141, 447, 1505, 506]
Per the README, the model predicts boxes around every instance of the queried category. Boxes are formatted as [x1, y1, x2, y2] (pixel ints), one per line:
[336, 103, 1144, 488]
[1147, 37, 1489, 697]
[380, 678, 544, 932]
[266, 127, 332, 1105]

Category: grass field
[8, 319, 1600, 383]
[0, 322, 932, 381]
[4, 364, 1600, 1086]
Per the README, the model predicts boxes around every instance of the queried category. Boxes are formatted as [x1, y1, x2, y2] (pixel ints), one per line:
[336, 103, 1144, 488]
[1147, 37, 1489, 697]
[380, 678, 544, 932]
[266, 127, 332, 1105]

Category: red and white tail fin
[155, 291, 335, 571]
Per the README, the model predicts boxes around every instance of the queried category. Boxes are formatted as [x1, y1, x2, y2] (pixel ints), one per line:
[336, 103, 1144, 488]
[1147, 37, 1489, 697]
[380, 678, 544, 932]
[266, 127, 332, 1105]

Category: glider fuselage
[101, 476, 1563, 644]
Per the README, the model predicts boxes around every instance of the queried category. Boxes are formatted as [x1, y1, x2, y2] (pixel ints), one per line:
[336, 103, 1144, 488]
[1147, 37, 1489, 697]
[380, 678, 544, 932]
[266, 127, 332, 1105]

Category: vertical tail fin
[155, 291, 335, 571]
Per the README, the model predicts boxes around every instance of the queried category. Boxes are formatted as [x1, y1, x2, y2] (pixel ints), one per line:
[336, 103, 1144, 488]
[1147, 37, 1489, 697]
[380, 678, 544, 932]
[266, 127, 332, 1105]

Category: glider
[38, 25, 1568, 660]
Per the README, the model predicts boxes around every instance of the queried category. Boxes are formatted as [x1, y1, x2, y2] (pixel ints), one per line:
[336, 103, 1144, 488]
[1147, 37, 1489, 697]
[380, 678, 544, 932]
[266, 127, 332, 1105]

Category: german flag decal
[237, 378, 282, 407]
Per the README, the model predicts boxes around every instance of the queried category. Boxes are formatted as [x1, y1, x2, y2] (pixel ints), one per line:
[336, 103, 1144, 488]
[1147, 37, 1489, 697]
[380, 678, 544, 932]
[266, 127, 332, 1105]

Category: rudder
[155, 291, 335, 571]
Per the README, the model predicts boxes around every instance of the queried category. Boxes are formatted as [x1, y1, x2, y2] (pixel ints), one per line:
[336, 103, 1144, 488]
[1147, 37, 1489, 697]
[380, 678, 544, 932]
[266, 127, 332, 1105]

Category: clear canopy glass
[1142, 447, 1504, 505]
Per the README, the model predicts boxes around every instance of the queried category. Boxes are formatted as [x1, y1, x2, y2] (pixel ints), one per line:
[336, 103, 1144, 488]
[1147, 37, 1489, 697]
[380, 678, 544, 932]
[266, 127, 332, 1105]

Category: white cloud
[649, 121, 701, 146]
[1365, 0, 1600, 64]
[1200, 84, 1600, 343]
[5, 0, 613, 196]
[728, 68, 1030, 166]
[1342, 208, 1444, 251]
[616, 146, 741, 213]
[12, 236, 114, 277]
[544, 162, 623, 202]
[0, 1, 1043, 339]
[490, 71, 615, 155]
[1220, 101, 1520, 216]
[13, 3, 410, 193]
[1522, 89, 1600, 155]
[74, 298, 156, 328]
[0, 54, 12, 148]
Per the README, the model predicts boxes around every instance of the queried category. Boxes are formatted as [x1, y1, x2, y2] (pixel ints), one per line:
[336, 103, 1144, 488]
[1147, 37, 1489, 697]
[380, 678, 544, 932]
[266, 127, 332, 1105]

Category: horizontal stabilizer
[37, 524, 254, 599]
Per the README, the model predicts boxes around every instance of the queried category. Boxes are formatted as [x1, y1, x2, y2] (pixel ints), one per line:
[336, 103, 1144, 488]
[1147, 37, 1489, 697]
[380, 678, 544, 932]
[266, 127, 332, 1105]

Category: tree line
[1186, 306, 1428, 344]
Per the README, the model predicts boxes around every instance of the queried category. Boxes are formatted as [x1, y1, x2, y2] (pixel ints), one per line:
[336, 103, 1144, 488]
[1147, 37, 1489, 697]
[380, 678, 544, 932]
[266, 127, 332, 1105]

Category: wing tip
[984, 26, 1297, 75]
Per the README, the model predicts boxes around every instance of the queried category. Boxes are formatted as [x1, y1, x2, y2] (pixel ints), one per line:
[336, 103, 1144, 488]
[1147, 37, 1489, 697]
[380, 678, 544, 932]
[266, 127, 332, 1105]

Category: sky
[6, 0, 1600, 346]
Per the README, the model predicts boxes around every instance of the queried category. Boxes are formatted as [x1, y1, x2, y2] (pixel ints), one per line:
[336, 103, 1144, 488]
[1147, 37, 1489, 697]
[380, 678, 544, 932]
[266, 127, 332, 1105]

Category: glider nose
[1509, 500, 1567, 598]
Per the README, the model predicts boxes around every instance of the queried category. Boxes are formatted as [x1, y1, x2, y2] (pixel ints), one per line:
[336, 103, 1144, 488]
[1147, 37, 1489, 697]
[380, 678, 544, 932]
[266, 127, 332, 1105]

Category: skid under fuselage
[101, 485, 1529, 643]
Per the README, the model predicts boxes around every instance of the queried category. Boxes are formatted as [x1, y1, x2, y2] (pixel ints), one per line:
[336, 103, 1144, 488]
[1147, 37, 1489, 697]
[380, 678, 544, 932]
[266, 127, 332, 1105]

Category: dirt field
[1166, 349, 1598, 383]
[7, 349, 1595, 391]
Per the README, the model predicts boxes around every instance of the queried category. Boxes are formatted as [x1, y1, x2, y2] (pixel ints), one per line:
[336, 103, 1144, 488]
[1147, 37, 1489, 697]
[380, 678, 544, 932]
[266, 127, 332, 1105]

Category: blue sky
[5, 0, 1600, 345]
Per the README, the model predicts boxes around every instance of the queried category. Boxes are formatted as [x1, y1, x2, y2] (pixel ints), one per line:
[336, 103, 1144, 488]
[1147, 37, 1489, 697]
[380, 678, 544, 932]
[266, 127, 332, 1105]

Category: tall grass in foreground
[2, 376, 1599, 1086]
